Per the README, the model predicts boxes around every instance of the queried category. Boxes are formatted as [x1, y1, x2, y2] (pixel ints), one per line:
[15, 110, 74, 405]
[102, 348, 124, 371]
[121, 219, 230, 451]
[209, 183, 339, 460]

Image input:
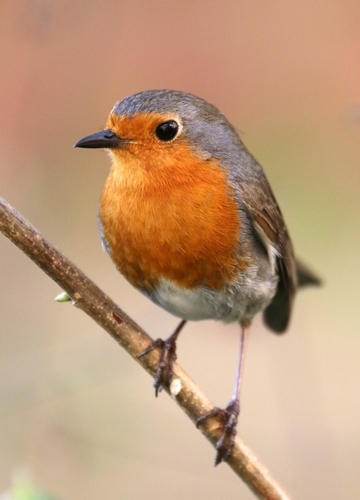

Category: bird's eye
[155, 120, 179, 141]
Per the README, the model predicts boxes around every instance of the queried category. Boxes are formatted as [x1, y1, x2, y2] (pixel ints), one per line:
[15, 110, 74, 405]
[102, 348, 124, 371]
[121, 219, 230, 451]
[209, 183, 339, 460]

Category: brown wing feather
[240, 172, 297, 333]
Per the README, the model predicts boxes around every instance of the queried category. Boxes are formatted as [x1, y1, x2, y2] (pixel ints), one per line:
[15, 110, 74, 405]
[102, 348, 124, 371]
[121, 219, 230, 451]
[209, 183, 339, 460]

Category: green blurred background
[1, 1, 359, 499]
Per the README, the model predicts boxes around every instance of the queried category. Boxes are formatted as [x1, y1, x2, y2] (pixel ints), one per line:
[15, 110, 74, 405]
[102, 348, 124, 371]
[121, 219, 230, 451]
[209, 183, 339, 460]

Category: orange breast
[100, 136, 242, 292]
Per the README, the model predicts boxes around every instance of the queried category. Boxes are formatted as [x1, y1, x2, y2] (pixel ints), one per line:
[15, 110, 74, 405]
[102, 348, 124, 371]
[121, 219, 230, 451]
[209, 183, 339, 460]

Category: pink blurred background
[1, 1, 360, 498]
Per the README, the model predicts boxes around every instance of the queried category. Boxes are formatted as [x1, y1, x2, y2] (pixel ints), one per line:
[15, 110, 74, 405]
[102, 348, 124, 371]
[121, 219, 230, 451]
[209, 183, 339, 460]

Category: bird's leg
[196, 321, 249, 465]
[138, 319, 187, 397]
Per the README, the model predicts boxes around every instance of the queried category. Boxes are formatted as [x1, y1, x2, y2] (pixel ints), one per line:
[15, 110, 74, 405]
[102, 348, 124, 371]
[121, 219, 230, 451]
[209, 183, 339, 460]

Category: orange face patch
[100, 113, 243, 291]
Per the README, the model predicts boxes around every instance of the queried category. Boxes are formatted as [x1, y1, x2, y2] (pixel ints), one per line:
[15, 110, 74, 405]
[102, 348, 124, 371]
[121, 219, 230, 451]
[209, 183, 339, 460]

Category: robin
[75, 90, 320, 465]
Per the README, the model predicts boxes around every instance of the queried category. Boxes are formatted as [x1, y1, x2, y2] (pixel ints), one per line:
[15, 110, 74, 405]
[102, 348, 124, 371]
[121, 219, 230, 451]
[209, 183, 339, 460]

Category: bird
[74, 89, 320, 465]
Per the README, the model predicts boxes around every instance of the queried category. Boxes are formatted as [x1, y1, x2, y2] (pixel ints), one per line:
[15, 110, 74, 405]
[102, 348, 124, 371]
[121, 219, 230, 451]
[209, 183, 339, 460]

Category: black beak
[74, 129, 124, 149]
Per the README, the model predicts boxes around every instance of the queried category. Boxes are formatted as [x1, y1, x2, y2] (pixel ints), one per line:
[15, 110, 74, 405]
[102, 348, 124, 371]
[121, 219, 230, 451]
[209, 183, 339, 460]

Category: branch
[0, 197, 291, 500]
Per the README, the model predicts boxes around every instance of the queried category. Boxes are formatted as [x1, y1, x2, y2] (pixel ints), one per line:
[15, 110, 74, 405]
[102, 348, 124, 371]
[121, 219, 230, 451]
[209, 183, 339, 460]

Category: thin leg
[138, 319, 187, 396]
[196, 322, 249, 465]
[231, 321, 247, 403]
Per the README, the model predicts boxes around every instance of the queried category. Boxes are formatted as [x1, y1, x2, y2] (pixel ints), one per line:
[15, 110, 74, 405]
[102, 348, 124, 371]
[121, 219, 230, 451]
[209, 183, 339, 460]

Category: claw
[138, 338, 165, 359]
[196, 398, 240, 465]
[138, 336, 177, 396]
[137, 320, 187, 396]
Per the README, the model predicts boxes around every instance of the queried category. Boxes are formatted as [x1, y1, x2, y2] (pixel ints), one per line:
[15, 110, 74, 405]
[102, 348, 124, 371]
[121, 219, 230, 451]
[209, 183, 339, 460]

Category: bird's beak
[74, 129, 125, 149]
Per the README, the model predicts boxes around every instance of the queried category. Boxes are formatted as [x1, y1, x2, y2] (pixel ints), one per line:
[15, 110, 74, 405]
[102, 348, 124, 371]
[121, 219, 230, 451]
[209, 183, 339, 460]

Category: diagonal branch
[0, 197, 291, 500]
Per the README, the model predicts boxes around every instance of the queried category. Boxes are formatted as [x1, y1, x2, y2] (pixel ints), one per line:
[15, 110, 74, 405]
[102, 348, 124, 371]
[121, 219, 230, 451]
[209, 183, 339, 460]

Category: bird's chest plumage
[99, 151, 244, 296]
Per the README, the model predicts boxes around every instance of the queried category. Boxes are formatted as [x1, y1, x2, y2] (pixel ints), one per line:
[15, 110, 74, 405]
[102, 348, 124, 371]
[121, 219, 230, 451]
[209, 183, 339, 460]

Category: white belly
[147, 272, 278, 324]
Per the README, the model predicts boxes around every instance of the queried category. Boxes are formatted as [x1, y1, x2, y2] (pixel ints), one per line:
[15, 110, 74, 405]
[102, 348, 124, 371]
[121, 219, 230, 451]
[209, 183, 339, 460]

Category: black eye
[155, 120, 179, 141]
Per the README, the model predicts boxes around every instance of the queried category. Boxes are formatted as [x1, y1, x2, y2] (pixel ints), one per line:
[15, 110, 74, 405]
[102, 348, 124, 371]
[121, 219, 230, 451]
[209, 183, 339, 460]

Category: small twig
[0, 197, 291, 500]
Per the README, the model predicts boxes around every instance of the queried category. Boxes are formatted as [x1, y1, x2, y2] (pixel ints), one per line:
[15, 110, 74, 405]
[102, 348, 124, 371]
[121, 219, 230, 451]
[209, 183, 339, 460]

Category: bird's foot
[196, 398, 240, 465]
[138, 336, 177, 397]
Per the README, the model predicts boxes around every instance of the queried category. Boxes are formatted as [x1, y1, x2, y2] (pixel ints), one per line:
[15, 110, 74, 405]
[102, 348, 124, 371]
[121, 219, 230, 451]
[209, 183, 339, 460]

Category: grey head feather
[111, 90, 258, 181]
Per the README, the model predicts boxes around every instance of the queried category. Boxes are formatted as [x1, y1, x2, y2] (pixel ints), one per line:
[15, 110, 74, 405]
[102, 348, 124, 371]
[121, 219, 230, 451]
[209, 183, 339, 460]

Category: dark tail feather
[263, 281, 292, 334]
[295, 259, 322, 287]
[263, 258, 321, 334]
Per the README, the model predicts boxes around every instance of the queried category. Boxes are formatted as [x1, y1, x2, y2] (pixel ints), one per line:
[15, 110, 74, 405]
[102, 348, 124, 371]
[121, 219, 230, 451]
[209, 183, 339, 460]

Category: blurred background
[1, 1, 359, 499]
